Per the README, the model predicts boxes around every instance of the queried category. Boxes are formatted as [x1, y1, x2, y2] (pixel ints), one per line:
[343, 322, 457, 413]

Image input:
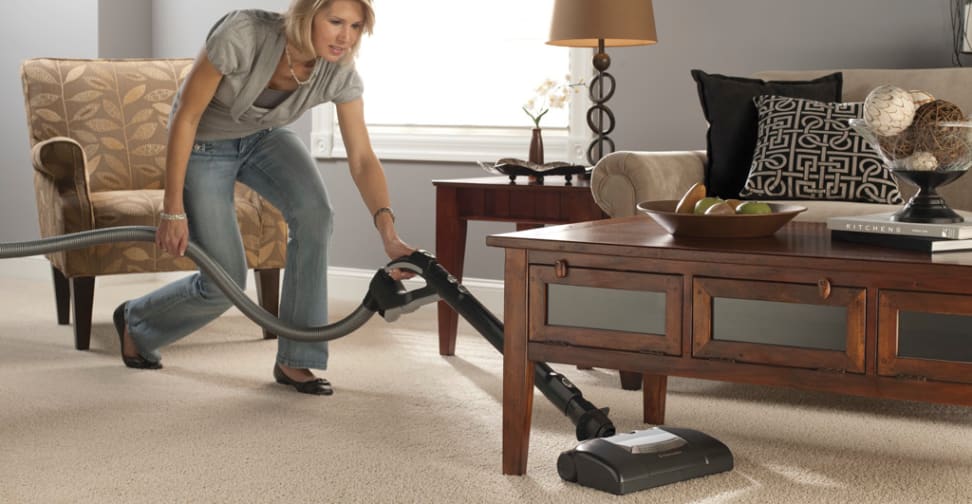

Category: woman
[113, 0, 412, 396]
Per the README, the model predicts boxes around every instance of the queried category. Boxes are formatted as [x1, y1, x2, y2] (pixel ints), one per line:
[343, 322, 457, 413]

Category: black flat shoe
[273, 364, 332, 395]
[113, 302, 162, 370]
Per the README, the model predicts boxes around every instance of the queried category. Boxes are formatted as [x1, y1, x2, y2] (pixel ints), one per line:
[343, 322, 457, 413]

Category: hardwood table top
[486, 216, 972, 269]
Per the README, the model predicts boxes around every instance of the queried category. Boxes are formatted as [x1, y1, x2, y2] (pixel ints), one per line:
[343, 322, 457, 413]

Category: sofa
[591, 68, 972, 220]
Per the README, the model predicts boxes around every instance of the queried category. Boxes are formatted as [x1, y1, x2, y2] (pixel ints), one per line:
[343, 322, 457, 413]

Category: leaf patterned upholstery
[21, 58, 287, 277]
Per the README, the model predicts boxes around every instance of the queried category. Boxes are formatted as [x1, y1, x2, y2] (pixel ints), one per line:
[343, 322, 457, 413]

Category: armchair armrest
[31, 136, 95, 235]
[32, 137, 89, 185]
[590, 150, 707, 217]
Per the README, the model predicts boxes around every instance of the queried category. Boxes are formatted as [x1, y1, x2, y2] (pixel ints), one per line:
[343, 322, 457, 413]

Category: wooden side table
[433, 176, 642, 390]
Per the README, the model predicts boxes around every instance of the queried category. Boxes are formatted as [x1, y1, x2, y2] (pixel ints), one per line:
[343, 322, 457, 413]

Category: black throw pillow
[691, 69, 843, 199]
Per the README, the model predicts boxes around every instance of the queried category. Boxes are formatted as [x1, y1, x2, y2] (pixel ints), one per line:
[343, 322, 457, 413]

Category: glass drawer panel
[530, 265, 682, 355]
[713, 298, 847, 351]
[898, 311, 972, 363]
[547, 284, 666, 334]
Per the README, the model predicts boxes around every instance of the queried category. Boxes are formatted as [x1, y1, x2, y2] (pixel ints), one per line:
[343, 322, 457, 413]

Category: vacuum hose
[1, 226, 615, 440]
[0, 226, 379, 341]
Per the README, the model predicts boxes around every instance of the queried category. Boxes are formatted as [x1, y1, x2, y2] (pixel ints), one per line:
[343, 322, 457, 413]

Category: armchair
[21, 57, 287, 350]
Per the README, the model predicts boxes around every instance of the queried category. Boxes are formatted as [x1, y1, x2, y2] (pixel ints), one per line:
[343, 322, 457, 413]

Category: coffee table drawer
[879, 290, 972, 385]
[528, 266, 682, 355]
[692, 277, 866, 372]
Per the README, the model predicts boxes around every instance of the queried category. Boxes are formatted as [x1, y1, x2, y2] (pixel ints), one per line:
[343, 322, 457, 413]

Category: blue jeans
[125, 128, 332, 369]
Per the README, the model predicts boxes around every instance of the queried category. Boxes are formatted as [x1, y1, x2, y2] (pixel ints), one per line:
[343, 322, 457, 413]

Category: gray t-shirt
[172, 9, 364, 141]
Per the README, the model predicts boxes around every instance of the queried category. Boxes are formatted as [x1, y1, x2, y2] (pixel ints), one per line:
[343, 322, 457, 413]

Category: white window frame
[311, 48, 593, 165]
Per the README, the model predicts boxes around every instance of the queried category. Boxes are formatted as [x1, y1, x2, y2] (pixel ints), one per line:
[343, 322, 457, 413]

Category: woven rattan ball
[912, 99, 967, 166]
[877, 127, 916, 158]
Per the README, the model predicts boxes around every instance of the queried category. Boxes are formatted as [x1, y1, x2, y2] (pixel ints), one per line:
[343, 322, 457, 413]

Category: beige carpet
[1, 275, 971, 504]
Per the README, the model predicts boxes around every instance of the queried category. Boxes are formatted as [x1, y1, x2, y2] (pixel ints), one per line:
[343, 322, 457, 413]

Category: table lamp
[548, 0, 657, 165]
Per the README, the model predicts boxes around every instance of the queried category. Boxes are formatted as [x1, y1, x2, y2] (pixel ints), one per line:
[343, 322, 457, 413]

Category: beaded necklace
[284, 46, 312, 86]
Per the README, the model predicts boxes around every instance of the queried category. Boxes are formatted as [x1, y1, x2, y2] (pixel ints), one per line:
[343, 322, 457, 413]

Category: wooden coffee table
[487, 216, 972, 475]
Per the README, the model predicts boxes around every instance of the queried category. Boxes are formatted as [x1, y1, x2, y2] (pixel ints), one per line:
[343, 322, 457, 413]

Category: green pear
[694, 197, 724, 214]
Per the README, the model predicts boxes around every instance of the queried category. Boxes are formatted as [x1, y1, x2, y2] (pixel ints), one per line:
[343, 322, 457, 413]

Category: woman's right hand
[156, 218, 189, 257]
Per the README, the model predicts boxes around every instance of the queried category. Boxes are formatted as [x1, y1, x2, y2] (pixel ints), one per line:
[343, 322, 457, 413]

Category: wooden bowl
[636, 200, 807, 238]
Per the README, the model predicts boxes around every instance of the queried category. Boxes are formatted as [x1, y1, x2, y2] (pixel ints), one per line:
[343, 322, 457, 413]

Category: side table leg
[436, 187, 466, 356]
[503, 249, 533, 475]
[619, 370, 643, 391]
[642, 374, 668, 425]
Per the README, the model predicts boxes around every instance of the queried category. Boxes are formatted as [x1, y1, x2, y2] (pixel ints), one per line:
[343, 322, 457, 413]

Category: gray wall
[1, 0, 98, 246]
[0, 0, 963, 281]
[99, 0, 152, 58]
[617, 0, 955, 151]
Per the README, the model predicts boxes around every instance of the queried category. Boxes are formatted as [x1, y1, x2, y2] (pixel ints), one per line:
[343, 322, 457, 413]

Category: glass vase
[849, 118, 972, 224]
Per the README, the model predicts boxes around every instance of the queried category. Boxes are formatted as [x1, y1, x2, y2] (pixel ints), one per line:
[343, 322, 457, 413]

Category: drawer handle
[818, 278, 832, 299]
[554, 260, 569, 279]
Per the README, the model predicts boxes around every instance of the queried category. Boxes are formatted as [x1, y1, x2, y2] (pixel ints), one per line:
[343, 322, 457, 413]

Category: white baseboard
[0, 257, 505, 316]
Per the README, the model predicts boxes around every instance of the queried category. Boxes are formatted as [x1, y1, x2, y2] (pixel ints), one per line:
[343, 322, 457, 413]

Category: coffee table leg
[642, 374, 668, 425]
[503, 249, 533, 475]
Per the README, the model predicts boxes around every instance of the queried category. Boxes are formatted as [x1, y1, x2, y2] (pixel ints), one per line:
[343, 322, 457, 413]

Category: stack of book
[826, 212, 972, 253]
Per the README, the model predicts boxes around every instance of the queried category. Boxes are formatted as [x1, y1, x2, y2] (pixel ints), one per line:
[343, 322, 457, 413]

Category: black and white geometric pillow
[740, 95, 903, 204]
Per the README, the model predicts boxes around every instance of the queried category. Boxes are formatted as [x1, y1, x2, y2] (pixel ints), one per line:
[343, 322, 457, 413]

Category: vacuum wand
[0, 227, 615, 440]
[387, 251, 615, 441]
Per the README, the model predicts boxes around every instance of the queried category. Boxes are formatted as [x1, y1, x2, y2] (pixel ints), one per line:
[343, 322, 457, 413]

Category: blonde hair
[284, 0, 374, 63]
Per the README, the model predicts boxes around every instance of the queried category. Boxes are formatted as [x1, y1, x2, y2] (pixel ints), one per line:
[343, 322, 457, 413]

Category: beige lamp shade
[547, 0, 657, 47]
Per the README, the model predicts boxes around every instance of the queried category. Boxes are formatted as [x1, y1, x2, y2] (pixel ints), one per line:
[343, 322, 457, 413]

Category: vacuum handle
[365, 268, 439, 322]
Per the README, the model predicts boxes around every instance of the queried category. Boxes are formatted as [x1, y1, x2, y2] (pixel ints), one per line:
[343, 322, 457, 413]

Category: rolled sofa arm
[590, 150, 707, 217]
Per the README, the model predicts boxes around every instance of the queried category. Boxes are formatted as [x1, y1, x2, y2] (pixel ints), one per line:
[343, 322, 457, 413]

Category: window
[311, 0, 593, 164]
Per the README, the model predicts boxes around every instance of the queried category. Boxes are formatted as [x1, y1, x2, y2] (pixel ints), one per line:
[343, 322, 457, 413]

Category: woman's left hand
[384, 236, 416, 280]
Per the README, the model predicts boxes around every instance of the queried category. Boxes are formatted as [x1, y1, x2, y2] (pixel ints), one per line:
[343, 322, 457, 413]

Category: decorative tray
[478, 158, 590, 184]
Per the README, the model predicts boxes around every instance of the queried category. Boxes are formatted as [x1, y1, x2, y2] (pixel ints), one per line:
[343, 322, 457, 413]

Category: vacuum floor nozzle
[557, 426, 733, 495]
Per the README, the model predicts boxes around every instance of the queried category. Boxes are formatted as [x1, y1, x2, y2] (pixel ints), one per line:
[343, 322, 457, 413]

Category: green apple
[693, 197, 724, 215]
[735, 201, 772, 215]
